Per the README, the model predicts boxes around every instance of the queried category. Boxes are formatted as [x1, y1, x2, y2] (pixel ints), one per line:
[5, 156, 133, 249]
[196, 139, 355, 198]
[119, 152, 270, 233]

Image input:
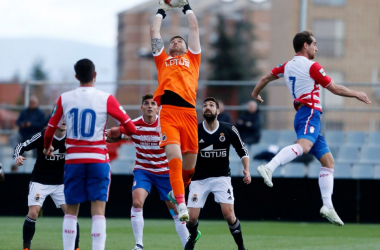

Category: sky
[0, 0, 151, 48]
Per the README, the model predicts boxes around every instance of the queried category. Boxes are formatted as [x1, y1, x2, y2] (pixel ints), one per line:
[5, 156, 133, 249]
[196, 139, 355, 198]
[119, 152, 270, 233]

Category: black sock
[75, 222, 80, 249]
[186, 220, 199, 241]
[23, 216, 36, 248]
[228, 218, 245, 249]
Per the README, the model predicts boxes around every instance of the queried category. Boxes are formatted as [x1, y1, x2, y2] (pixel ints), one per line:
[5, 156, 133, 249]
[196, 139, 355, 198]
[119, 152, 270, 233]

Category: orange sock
[182, 168, 195, 189]
[168, 158, 185, 204]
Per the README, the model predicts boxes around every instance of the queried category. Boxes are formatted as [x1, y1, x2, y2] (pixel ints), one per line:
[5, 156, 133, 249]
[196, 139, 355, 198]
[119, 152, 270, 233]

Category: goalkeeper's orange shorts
[158, 105, 198, 154]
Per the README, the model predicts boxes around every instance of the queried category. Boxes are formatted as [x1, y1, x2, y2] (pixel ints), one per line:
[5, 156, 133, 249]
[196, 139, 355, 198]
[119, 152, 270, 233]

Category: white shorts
[28, 182, 65, 208]
[187, 176, 234, 208]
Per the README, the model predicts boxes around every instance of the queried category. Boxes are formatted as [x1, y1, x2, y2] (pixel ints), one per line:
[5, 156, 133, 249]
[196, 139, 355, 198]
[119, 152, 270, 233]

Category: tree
[30, 59, 48, 81]
[208, 14, 259, 81]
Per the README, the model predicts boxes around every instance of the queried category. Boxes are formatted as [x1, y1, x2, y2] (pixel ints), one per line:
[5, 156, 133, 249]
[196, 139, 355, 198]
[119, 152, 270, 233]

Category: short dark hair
[293, 30, 314, 53]
[74, 59, 95, 83]
[141, 93, 154, 104]
[204, 97, 219, 109]
[170, 36, 188, 49]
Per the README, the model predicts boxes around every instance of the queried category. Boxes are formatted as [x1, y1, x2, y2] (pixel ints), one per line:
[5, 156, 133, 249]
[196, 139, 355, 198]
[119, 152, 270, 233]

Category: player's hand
[43, 146, 54, 157]
[252, 94, 264, 104]
[243, 170, 251, 184]
[106, 127, 121, 138]
[15, 156, 26, 166]
[356, 91, 371, 104]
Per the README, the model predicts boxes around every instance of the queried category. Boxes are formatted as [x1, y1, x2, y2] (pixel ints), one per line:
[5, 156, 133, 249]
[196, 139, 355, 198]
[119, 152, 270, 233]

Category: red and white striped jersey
[45, 86, 134, 164]
[131, 116, 169, 175]
[271, 55, 332, 112]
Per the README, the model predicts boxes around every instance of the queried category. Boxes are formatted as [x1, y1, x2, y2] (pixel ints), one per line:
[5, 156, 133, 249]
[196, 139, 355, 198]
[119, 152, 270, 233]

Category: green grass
[1, 217, 380, 250]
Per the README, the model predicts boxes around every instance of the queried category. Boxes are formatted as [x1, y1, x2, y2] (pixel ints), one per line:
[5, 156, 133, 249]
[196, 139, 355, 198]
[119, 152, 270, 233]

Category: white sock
[62, 214, 77, 250]
[131, 207, 144, 246]
[92, 215, 106, 250]
[266, 143, 303, 172]
[173, 215, 189, 247]
[319, 167, 334, 209]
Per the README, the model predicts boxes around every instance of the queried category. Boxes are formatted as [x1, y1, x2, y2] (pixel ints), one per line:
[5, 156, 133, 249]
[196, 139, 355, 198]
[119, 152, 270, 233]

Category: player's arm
[229, 125, 251, 184]
[183, 3, 201, 53]
[150, 9, 165, 56]
[251, 73, 277, 103]
[14, 132, 42, 166]
[43, 97, 63, 156]
[107, 95, 136, 136]
[0, 163, 4, 182]
[327, 82, 371, 104]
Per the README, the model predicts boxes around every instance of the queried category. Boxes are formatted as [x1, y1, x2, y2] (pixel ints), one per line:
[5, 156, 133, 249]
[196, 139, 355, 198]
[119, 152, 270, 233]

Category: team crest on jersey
[219, 133, 226, 142]
[161, 132, 167, 141]
[191, 194, 198, 203]
[319, 68, 326, 77]
[35, 193, 40, 201]
[310, 126, 315, 134]
[23, 140, 31, 147]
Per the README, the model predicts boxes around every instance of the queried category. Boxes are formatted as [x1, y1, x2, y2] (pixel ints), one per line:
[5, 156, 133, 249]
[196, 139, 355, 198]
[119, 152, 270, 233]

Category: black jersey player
[184, 97, 251, 250]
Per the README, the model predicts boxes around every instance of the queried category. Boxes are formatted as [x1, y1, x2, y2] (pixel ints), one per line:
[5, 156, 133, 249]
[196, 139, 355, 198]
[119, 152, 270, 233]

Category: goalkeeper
[150, 0, 201, 222]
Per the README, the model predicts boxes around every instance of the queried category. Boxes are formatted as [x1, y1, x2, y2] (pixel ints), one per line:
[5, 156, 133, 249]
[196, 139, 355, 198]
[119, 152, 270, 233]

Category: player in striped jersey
[252, 31, 371, 226]
[43, 59, 136, 250]
[13, 119, 80, 250]
[106, 93, 188, 250]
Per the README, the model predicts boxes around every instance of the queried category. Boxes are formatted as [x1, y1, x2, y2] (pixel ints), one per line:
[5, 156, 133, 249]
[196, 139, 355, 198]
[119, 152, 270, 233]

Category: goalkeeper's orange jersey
[153, 47, 201, 107]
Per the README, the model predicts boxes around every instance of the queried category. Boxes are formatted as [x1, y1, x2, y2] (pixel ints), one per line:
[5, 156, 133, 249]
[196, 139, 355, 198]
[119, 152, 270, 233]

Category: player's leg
[23, 205, 40, 250]
[165, 201, 189, 247]
[182, 153, 197, 188]
[131, 171, 151, 250]
[220, 204, 246, 250]
[310, 136, 344, 226]
[258, 106, 318, 187]
[153, 170, 189, 247]
[61, 205, 80, 250]
[23, 182, 48, 250]
[63, 163, 86, 250]
[87, 163, 111, 250]
[185, 180, 209, 250]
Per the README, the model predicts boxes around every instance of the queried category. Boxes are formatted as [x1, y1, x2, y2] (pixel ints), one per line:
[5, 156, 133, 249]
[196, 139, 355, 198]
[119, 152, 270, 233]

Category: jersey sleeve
[309, 62, 332, 88]
[230, 125, 249, 160]
[187, 49, 201, 68]
[107, 95, 136, 135]
[14, 131, 43, 159]
[44, 97, 63, 149]
[270, 62, 287, 79]
[153, 47, 167, 70]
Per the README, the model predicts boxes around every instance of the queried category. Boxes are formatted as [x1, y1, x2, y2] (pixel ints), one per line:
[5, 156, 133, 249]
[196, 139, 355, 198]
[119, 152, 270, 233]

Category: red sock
[182, 168, 195, 189]
[168, 158, 185, 204]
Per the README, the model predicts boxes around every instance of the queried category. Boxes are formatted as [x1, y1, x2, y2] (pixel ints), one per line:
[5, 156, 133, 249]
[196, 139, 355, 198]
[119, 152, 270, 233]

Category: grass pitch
[1, 217, 379, 250]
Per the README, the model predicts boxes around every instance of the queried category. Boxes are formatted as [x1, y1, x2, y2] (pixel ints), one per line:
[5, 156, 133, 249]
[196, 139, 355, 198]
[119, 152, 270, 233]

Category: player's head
[141, 93, 158, 119]
[169, 36, 188, 55]
[57, 118, 66, 132]
[74, 59, 97, 84]
[293, 30, 318, 59]
[203, 97, 220, 123]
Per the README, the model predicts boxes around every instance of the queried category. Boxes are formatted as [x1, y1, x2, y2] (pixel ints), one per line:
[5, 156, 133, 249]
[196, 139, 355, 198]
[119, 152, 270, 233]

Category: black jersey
[192, 121, 249, 181]
[13, 129, 66, 185]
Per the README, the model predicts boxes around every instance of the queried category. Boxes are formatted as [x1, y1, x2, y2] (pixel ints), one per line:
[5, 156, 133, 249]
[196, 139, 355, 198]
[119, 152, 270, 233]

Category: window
[313, 0, 346, 6]
[313, 19, 345, 57]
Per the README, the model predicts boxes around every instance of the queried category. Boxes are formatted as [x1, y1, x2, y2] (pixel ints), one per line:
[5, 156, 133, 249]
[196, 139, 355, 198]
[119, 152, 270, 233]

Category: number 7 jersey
[46, 87, 134, 164]
[271, 55, 332, 112]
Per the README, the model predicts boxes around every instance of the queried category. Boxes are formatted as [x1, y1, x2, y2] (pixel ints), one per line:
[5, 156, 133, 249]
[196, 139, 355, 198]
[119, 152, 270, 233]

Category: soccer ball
[164, 0, 188, 8]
